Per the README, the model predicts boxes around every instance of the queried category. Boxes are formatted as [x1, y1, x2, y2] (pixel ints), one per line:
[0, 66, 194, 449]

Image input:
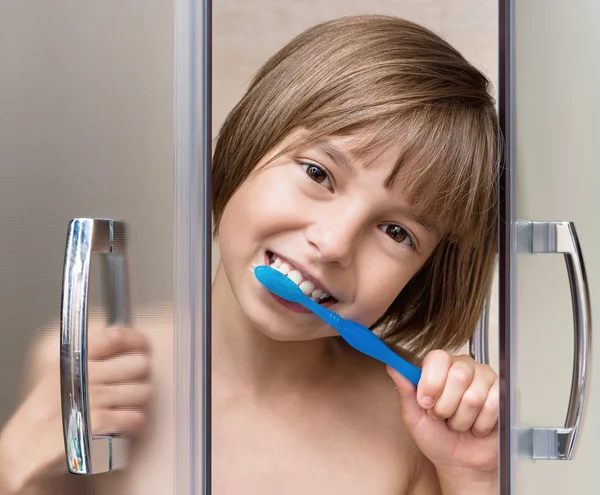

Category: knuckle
[482, 393, 499, 415]
[107, 327, 126, 347]
[124, 410, 147, 435]
[478, 363, 495, 376]
[455, 353, 472, 362]
[135, 330, 151, 349]
[450, 362, 474, 387]
[128, 355, 151, 379]
[424, 349, 450, 365]
[91, 409, 110, 435]
[431, 403, 451, 419]
[447, 417, 468, 433]
[88, 386, 105, 408]
[137, 382, 153, 405]
[92, 409, 146, 437]
[138, 356, 152, 378]
[472, 423, 492, 438]
[463, 390, 487, 408]
[90, 330, 121, 358]
[87, 361, 101, 383]
[446, 421, 459, 433]
[123, 328, 150, 353]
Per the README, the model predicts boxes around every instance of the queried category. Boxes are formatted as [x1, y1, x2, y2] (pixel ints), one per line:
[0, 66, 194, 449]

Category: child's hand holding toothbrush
[387, 350, 499, 494]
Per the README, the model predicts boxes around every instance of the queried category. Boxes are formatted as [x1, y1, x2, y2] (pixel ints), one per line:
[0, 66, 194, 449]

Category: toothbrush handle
[334, 315, 422, 387]
[304, 298, 421, 386]
[385, 351, 422, 387]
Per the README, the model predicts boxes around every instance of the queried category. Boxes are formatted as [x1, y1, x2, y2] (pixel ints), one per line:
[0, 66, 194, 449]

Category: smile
[265, 251, 336, 305]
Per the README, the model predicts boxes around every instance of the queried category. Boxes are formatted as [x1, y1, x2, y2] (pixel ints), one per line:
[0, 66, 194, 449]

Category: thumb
[386, 365, 425, 430]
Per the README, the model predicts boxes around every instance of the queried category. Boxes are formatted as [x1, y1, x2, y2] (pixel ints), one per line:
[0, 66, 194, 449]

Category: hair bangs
[378, 104, 498, 244]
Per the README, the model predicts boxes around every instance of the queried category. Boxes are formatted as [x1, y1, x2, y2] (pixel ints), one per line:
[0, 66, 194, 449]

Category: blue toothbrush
[254, 265, 421, 386]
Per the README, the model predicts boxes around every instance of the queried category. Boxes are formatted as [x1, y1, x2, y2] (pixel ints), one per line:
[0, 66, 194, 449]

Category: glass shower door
[0, 0, 209, 493]
[500, 0, 600, 492]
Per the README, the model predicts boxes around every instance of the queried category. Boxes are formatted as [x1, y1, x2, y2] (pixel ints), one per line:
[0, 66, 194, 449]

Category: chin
[223, 258, 338, 342]
[259, 313, 334, 342]
[241, 293, 335, 342]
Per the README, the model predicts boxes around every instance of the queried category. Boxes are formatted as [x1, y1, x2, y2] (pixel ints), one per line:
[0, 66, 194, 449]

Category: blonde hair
[213, 15, 499, 364]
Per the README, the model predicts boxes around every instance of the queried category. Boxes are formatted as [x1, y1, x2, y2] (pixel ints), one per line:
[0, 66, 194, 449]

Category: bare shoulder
[344, 351, 444, 495]
[334, 346, 430, 493]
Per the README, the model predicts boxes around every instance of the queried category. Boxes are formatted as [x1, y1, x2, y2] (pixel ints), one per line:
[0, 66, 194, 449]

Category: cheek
[218, 169, 305, 256]
[252, 167, 311, 218]
[349, 262, 418, 327]
[225, 169, 305, 231]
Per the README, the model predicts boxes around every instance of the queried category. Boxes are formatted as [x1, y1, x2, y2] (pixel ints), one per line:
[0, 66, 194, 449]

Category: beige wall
[212, 1, 500, 368]
[213, 0, 498, 135]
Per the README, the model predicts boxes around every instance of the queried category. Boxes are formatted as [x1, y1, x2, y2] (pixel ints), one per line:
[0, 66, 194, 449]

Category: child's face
[217, 130, 441, 341]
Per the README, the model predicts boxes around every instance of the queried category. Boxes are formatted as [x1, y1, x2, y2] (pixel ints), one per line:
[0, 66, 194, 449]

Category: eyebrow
[307, 139, 440, 238]
[402, 209, 440, 238]
[311, 140, 356, 175]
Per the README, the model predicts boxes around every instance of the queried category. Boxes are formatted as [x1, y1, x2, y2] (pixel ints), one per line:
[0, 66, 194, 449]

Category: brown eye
[306, 164, 327, 183]
[379, 224, 415, 248]
[300, 162, 331, 188]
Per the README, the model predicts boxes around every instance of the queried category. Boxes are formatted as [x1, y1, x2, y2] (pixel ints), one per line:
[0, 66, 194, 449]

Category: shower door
[0, 0, 209, 493]
[500, 0, 600, 493]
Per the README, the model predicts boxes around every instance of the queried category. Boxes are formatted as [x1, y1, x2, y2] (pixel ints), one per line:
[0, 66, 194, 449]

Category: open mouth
[265, 251, 336, 305]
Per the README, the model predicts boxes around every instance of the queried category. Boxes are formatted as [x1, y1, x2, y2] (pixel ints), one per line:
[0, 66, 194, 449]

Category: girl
[211, 14, 499, 495]
[0, 14, 499, 495]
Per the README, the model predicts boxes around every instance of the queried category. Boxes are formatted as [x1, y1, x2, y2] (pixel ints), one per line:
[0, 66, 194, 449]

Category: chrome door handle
[470, 297, 490, 365]
[516, 221, 592, 460]
[60, 219, 131, 474]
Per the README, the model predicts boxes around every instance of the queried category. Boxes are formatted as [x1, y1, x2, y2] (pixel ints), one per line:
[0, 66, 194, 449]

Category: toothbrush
[254, 265, 421, 386]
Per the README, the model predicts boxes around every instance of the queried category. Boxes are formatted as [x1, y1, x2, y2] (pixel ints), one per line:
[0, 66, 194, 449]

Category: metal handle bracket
[516, 220, 592, 461]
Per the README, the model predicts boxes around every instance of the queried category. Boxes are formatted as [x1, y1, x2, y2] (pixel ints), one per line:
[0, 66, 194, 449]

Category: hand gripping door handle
[60, 219, 132, 474]
[517, 221, 592, 460]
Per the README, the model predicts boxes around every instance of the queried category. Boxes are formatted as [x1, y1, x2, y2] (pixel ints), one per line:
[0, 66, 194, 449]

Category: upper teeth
[270, 256, 330, 302]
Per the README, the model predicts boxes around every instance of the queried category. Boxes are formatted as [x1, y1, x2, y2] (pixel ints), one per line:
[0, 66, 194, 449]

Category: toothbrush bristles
[249, 262, 265, 273]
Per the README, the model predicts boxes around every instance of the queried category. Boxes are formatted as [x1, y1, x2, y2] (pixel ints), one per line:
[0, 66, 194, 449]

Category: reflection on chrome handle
[60, 219, 131, 475]
[470, 298, 490, 365]
[517, 221, 592, 460]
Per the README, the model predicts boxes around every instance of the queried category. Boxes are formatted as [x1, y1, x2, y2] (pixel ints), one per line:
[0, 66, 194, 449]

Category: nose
[305, 209, 363, 268]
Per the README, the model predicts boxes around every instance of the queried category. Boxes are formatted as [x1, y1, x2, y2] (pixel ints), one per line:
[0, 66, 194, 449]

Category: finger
[386, 366, 426, 430]
[91, 409, 147, 437]
[88, 354, 151, 384]
[88, 326, 150, 360]
[446, 366, 496, 432]
[431, 358, 475, 419]
[90, 382, 152, 409]
[472, 377, 499, 437]
[417, 350, 453, 410]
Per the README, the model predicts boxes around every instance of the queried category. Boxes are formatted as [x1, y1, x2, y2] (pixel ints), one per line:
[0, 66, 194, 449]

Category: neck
[211, 263, 343, 396]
